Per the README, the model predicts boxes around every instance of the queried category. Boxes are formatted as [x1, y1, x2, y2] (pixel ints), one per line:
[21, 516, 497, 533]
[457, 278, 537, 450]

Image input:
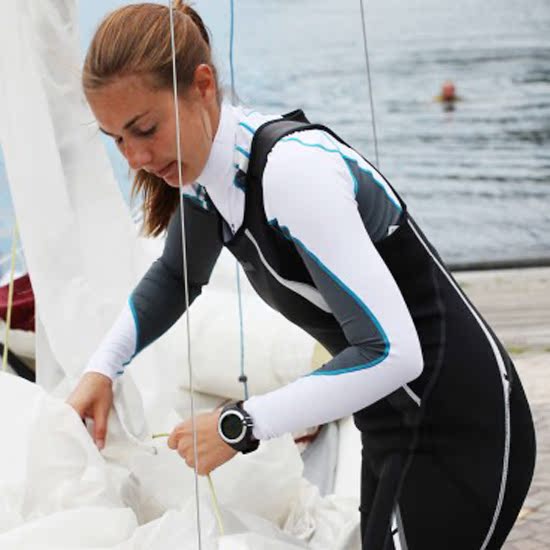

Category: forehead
[87, 75, 168, 132]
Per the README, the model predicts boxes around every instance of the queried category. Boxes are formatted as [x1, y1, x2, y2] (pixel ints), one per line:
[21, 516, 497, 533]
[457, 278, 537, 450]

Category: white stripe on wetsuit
[244, 229, 331, 313]
[407, 219, 510, 550]
[391, 505, 409, 550]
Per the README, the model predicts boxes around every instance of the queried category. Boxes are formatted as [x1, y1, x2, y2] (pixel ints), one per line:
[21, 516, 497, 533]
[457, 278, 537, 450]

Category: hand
[167, 410, 238, 476]
[66, 372, 113, 450]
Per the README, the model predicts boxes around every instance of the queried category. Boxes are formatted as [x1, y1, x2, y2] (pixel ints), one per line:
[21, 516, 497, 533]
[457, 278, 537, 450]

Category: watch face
[221, 412, 245, 441]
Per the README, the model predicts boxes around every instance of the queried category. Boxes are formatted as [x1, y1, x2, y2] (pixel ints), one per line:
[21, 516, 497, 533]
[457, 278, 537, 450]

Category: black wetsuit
[88, 106, 536, 549]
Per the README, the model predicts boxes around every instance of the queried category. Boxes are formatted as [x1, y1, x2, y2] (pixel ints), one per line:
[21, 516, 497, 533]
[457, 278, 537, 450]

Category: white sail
[0, 0, 143, 381]
[0, 1, 360, 547]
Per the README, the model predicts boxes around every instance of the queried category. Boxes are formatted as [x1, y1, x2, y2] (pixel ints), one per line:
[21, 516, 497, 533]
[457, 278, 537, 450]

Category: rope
[207, 473, 225, 536]
[358, 0, 380, 168]
[152, 432, 225, 536]
[2, 224, 18, 372]
[167, 3, 203, 547]
[229, 0, 249, 401]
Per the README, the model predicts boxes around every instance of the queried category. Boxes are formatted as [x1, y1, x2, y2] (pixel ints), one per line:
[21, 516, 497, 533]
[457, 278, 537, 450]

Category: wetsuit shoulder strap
[247, 109, 407, 212]
[247, 109, 362, 179]
[247, 109, 313, 182]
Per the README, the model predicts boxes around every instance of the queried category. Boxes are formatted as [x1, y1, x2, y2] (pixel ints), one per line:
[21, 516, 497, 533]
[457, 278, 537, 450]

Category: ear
[193, 64, 217, 102]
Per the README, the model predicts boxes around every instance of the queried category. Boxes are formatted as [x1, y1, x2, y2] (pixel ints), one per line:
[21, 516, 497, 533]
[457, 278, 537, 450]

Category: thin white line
[244, 229, 332, 313]
[403, 383, 421, 407]
[407, 219, 510, 550]
[168, 3, 202, 548]
[395, 505, 409, 550]
[391, 510, 403, 550]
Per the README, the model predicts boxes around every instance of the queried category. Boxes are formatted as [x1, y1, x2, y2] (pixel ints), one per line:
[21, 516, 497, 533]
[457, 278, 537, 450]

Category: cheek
[185, 134, 211, 170]
[200, 139, 213, 165]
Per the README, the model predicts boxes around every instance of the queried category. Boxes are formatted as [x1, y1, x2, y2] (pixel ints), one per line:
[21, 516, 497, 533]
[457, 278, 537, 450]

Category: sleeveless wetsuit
[85, 104, 535, 549]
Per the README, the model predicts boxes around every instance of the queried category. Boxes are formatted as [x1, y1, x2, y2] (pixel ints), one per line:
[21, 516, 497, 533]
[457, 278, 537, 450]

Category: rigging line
[168, 3, 203, 548]
[235, 263, 248, 399]
[358, 0, 380, 168]
[194, 96, 228, 539]
[229, 0, 249, 401]
[229, 0, 236, 106]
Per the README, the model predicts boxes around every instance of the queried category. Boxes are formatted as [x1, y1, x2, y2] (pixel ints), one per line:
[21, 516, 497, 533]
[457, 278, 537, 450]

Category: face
[86, 67, 219, 187]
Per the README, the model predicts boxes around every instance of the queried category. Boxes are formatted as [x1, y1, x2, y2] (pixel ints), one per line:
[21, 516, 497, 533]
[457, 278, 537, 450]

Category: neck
[206, 100, 221, 143]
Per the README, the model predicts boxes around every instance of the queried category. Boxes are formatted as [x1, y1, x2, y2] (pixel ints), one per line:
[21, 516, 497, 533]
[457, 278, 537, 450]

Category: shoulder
[262, 129, 355, 223]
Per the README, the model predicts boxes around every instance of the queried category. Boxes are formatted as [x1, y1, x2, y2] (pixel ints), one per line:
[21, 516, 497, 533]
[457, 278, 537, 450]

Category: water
[1, 0, 549, 277]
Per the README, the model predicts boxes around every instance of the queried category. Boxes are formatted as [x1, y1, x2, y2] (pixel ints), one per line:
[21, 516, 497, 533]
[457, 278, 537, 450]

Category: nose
[123, 140, 153, 171]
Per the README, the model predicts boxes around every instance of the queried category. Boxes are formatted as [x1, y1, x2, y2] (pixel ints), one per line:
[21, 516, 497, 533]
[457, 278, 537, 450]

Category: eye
[134, 125, 157, 138]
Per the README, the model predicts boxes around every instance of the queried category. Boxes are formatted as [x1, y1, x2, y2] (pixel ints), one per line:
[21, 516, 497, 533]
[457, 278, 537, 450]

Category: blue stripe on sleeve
[235, 145, 250, 158]
[268, 219, 390, 375]
[279, 135, 401, 210]
[239, 122, 256, 135]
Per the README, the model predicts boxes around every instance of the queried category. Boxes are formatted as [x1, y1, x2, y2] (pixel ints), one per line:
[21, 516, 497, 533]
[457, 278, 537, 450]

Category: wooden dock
[454, 266, 550, 353]
[454, 267, 550, 549]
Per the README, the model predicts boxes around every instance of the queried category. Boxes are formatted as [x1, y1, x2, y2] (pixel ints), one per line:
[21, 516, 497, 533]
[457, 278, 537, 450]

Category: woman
[68, 3, 536, 548]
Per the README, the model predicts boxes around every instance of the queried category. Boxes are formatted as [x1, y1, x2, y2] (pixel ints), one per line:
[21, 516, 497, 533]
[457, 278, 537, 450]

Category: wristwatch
[217, 401, 259, 454]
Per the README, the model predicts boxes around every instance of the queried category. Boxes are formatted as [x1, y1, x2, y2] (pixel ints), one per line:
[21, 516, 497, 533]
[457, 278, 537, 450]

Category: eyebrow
[99, 110, 150, 137]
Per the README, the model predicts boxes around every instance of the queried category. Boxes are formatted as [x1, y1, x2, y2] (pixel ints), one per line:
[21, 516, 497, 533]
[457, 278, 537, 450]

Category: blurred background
[2, 0, 549, 277]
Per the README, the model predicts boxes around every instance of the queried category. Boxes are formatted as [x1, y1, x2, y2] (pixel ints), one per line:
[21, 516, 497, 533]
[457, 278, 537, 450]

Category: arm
[244, 135, 423, 439]
[84, 198, 223, 380]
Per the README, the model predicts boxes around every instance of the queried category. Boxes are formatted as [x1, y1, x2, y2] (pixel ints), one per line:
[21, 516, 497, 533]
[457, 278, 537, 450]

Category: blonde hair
[83, 2, 219, 236]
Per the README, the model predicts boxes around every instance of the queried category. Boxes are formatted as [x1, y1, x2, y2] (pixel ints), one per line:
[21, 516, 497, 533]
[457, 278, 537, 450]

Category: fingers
[167, 420, 189, 450]
[167, 422, 204, 472]
[177, 440, 212, 476]
[167, 429, 178, 450]
[66, 395, 87, 420]
[167, 414, 235, 476]
[93, 401, 110, 450]
[178, 439, 193, 467]
[65, 374, 113, 452]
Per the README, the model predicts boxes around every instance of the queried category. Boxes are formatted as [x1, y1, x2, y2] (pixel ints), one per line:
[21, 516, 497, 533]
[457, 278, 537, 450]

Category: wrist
[82, 370, 113, 385]
[84, 350, 124, 381]
[217, 401, 259, 454]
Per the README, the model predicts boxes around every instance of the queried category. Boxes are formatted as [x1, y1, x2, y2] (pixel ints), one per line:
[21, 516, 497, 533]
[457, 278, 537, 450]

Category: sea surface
[1, 0, 549, 278]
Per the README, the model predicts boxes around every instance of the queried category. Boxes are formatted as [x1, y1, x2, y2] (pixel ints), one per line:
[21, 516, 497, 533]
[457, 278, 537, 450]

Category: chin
[164, 176, 194, 188]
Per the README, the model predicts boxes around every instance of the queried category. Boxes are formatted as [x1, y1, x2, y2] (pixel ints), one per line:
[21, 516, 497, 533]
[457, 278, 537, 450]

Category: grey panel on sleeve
[345, 158, 402, 243]
[131, 198, 223, 354]
[292, 240, 390, 375]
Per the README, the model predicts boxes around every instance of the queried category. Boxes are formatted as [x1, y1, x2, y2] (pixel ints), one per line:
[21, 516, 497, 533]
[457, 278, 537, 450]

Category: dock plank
[454, 267, 550, 353]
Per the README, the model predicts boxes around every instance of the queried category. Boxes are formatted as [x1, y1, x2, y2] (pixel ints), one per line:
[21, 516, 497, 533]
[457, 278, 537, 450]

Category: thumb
[93, 401, 110, 451]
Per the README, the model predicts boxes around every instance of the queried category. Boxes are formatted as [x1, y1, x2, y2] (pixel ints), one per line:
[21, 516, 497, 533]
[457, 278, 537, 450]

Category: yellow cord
[207, 473, 225, 536]
[151, 433, 225, 536]
[2, 224, 18, 372]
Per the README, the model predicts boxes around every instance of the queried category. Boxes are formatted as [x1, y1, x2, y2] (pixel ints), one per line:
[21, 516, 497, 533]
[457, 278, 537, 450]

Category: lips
[156, 161, 176, 179]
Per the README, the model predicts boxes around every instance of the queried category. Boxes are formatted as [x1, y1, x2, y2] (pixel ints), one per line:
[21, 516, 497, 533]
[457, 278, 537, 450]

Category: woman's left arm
[244, 136, 424, 440]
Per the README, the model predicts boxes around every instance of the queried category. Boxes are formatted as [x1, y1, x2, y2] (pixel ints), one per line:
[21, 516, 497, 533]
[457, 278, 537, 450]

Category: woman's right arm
[67, 199, 222, 445]
[127, 198, 223, 362]
[86, 199, 222, 379]
[86, 198, 223, 380]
